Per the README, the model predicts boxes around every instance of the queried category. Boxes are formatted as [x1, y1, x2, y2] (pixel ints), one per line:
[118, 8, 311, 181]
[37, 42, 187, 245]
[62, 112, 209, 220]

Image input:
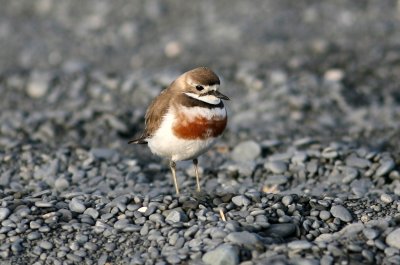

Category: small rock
[363, 228, 379, 240]
[231, 141, 261, 162]
[282, 195, 293, 206]
[69, 198, 86, 213]
[345, 156, 371, 169]
[0, 208, 11, 221]
[266, 223, 297, 238]
[114, 219, 130, 230]
[330, 205, 353, 222]
[231, 195, 251, 207]
[202, 244, 239, 265]
[90, 148, 117, 160]
[376, 160, 395, 177]
[288, 240, 313, 250]
[225, 231, 263, 250]
[380, 193, 393, 204]
[319, 210, 331, 220]
[265, 160, 288, 174]
[386, 228, 400, 249]
[26, 72, 51, 98]
[166, 209, 188, 223]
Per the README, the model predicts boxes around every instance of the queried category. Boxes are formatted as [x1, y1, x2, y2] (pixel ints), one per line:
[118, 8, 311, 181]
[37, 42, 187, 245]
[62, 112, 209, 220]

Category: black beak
[211, 90, 230, 100]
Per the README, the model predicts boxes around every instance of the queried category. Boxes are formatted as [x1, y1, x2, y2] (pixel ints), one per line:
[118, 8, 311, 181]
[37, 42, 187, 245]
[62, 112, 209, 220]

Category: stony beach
[1, 1, 400, 264]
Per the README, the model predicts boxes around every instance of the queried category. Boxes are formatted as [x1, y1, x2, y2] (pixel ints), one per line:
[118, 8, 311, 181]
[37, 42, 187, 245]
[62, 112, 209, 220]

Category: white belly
[147, 107, 225, 161]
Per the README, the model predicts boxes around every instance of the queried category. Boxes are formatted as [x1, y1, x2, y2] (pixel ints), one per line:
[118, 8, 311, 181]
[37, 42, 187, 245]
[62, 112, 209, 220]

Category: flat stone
[386, 228, 400, 249]
[330, 205, 352, 222]
[84, 208, 99, 219]
[26, 72, 51, 98]
[265, 175, 289, 185]
[380, 193, 393, 204]
[166, 209, 188, 223]
[265, 160, 288, 174]
[231, 195, 251, 207]
[202, 244, 239, 265]
[69, 198, 86, 213]
[225, 231, 263, 250]
[376, 160, 395, 177]
[231, 140, 261, 162]
[345, 156, 371, 169]
[266, 223, 297, 238]
[114, 219, 130, 230]
[90, 148, 117, 160]
[0, 208, 11, 221]
[288, 240, 313, 250]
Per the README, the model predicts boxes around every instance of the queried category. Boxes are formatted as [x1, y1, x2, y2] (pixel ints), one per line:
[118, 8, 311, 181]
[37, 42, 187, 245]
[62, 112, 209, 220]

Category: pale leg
[169, 161, 180, 195]
[193, 158, 201, 192]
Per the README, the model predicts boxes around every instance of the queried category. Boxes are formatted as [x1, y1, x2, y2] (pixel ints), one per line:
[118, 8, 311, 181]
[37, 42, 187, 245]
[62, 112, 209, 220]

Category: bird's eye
[195, 85, 204, 91]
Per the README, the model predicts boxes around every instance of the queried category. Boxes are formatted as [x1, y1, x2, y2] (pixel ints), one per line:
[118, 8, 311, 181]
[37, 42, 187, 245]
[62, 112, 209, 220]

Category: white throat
[184, 92, 221, 105]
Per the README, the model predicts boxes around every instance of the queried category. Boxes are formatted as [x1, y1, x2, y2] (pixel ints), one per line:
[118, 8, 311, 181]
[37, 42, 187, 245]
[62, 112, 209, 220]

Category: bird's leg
[169, 161, 180, 195]
[193, 158, 201, 192]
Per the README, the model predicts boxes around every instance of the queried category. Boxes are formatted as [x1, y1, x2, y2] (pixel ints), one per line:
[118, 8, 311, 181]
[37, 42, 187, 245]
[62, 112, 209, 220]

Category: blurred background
[1, 0, 400, 151]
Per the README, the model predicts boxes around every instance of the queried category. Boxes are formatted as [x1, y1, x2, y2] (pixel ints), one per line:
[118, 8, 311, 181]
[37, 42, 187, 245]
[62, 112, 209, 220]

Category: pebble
[202, 244, 239, 265]
[90, 148, 117, 160]
[69, 198, 86, 213]
[376, 160, 395, 177]
[232, 195, 251, 207]
[39, 240, 53, 250]
[288, 240, 313, 250]
[265, 160, 288, 174]
[26, 72, 50, 98]
[225, 231, 263, 250]
[380, 193, 393, 204]
[386, 228, 400, 249]
[231, 141, 261, 161]
[345, 156, 371, 169]
[330, 205, 352, 222]
[166, 209, 188, 223]
[0, 208, 11, 221]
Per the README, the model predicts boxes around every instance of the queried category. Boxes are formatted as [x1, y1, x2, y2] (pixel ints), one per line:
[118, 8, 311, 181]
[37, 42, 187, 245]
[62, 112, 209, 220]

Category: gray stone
[39, 240, 53, 250]
[232, 195, 251, 207]
[225, 231, 263, 250]
[386, 228, 400, 249]
[288, 240, 312, 250]
[0, 208, 11, 221]
[363, 228, 379, 240]
[330, 205, 352, 222]
[342, 167, 358, 184]
[114, 219, 130, 230]
[319, 210, 331, 220]
[380, 193, 393, 204]
[231, 140, 261, 162]
[69, 198, 86, 213]
[266, 223, 297, 238]
[265, 175, 289, 185]
[265, 160, 288, 174]
[345, 156, 371, 169]
[84, 208, 99, 219]
[166, 209, 188, 223]
[376, 160, 395, 177]
[202, 244, 239, 265]
[282, 195, 293, 206]
[26, 72, 51, 98]
[90, 148, 117, 160]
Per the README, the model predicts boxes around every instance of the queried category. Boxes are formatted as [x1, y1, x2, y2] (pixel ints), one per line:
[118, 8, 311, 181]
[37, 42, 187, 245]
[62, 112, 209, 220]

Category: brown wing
[128, 88, 172, 144]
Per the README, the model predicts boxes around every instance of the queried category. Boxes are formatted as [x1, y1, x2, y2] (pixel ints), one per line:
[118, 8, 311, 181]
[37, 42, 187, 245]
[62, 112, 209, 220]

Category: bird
[129, 67, 229, 195]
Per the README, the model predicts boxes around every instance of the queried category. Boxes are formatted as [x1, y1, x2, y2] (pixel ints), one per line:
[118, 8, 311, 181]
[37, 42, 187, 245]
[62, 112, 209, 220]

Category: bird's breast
[172, 106, 227, 140]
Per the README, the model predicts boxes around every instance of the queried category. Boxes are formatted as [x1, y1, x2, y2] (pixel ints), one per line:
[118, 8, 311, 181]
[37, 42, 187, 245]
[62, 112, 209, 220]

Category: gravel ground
[1, 1, 400, 264]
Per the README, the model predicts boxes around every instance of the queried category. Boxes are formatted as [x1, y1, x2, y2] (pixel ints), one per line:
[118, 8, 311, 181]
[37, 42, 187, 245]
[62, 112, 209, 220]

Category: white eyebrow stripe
[184, 92, 221, 105]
